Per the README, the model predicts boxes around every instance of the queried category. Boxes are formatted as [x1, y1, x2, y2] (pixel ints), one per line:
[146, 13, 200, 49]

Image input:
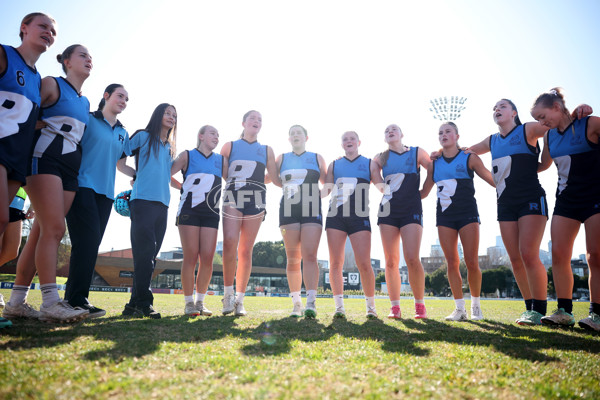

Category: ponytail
[97, 83, 124, 112]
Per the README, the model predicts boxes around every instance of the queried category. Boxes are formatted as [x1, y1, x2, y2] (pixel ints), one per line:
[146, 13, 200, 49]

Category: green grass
[0, 274, 67, 285]
[1, 289, 599, 399]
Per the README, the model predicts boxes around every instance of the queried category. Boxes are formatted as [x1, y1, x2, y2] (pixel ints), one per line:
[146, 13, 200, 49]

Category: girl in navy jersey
[324, 131, 377, 319]
[371, 124, 431, 319]
[171, 125, 226, 317]
[0, 12, 55, 235]
[276, 125, 327, 318]
[220, 110, 279, 316]
[118, 103, 177, 319]
[531, 88, 600, 331]
[61, 84, 130, 318]
[421, 122, 495, 321]
[6, 45, 92, 324]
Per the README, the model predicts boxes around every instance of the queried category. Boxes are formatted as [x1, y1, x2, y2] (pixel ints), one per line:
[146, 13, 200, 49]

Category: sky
[3, 0, 600, 264]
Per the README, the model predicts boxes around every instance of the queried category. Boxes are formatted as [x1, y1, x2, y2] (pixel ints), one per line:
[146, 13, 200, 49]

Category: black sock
[532, 299, 547, 315]
[525, 299, 533, 311]
[590, 303, 600, 316]
[557, 298, 573, 314]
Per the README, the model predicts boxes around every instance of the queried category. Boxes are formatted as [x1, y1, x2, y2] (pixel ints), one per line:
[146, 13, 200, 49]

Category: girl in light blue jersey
[64, 84, 130, 318]
[171, 125, 227, 317]
[421, 122, 495, 321]
[532, 88, 600, 331]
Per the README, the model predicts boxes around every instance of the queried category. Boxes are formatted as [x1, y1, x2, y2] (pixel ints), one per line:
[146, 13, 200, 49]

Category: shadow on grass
[1, 313, 598, 363]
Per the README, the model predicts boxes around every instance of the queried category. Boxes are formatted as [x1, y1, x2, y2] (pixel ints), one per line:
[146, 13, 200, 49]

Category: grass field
[1, 289, 599, 399]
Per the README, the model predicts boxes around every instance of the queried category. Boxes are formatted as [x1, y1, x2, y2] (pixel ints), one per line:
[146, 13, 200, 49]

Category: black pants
[127, 199, 168, 308]
[65, 188, 113, 307]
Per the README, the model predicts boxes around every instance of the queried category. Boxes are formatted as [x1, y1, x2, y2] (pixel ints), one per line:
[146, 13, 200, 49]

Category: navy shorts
[279, 198, 323, 226]
[378, 213, 423, 229]
[497, 195, 548, 222]
[28, 135, 81, 192]
[8, 207, 26, 223]
[437, 214, 480, 231]
[326, 214, 370, 234]
[222, 187, 266, 217]
[553, 197, 600, 223]
[176, 213, 220, 229]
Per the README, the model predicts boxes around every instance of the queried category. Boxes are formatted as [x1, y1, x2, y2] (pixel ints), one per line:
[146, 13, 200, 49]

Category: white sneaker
[304, 301, 317, 319]
[471, 305, 484, 321]
[445, 308, 468, 321]
[333, 306, 346, 319]
[3, 301, 41, 319]
[222, 293, 235, 315]
[196, 301, 212, 316]
[234, 302, 247, 316]
[366, 306, 378, 319]
[290, 302, 303, 317]
[0, 293, 5, 310]
[184, 301, 200, 316]
[39, 300, 89, 323]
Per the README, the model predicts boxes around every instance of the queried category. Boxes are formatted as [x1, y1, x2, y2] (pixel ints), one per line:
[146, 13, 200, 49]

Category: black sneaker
[122, 304, 138, 317]
[79, 304, 106, 319]
[139, 305, 161, 319]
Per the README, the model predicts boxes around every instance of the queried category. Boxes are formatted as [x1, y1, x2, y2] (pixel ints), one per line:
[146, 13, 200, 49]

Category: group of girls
[2, 14, 599, 331]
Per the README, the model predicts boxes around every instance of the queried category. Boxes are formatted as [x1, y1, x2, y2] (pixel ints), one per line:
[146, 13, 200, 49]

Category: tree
[252, 241, 287, 268]
[426, 267, 449, 296]
[213, 252, 223, 265]
[481, 266, 511, 295]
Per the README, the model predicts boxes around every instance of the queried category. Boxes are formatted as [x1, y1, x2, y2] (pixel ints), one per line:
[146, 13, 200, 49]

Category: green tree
[426, 267, 449, 296]
[252, 241, 287, 268]
[481, 266, 511, 295]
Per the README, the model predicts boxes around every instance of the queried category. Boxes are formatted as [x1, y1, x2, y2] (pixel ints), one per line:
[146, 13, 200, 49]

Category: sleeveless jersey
[225, 139, 268, 208]
[177, 149, 223, 217]
[379, 147, 421, 217]
[489, 124, 544, 205]
[279, 151, 320, 201]
[433, 150, 478, 218]
[33, 77, 89, 158]
[547, 116, 600, 205]
[329, 155, 370, 217]
[0, 45, 41, 172]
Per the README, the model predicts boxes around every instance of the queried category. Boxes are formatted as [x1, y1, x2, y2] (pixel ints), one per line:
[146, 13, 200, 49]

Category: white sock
[291, 291, 301, 304]
[224, 286, 234, 296]
[334, 295, 344, 309]
[455, 298, 466, 311]
[307, 290, 317, 304]
[235, 292, 245, 304]
[391, 300, 400, 307]
[366, 296, 375, 309]
[184, 295, 194, 304]
[471, 296, 481, 308]
[9, 284, 30, 305]
[195, 292, 206, 303]
[40, 283, 60, 308]
[415, 299, 424, 305]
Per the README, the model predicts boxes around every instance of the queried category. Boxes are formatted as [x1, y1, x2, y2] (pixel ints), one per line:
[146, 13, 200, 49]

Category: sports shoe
[0, 293, 5, 310]
[122, 304, 137, 317]
[195, 301, 212, 316]
[222, 293, 235, 315]
[185, 301, 200, 316]
[79, 303, 106, 319]
[579, 312, 600, 332]
[39, 300, 89, 323]
[366, 306, 378, 319]
[290, 302, 303, 318]
[137, 305, 161, 319]
[3, 302, 41, 320]
[234, 302, 247, 316]
[387, 305, 401, 319]
[0, 317, 12, 329]
[445, 308, 468, 321]
[541, 308, 575, 327]
[304, 301, 317, 319]
[471, 305, 483, 320]
[333, 307, 346, 319]
[516, 310, 543, 326]
[415, 303, 427, 319]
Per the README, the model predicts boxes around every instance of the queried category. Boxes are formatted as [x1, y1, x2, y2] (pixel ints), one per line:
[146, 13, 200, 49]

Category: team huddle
[1, 13, 599, 332]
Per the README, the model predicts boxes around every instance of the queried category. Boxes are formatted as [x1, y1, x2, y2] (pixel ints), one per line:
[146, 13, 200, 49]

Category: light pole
[429, 96, 467, 121]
